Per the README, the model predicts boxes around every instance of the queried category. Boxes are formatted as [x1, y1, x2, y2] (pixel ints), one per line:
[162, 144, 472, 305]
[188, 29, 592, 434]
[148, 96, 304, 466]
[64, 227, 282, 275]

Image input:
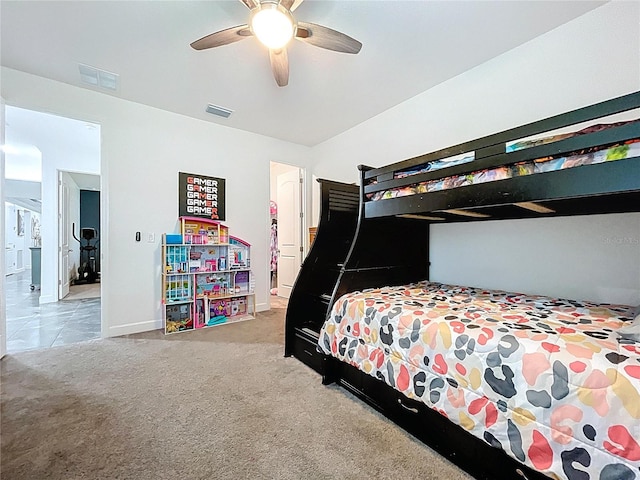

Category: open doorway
[59, 171, 101, 301]
[269, 162, 304, 307]
[3, 106, 102, 353]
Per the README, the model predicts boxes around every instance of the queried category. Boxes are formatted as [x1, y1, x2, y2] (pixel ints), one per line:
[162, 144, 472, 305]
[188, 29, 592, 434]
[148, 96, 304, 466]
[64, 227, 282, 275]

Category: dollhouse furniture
[287, 92, 640, 480]
[162, 217, 254, 334]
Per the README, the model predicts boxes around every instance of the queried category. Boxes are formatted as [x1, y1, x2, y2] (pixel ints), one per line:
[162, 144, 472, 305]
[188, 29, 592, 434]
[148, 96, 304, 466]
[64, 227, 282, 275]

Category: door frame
[58, 170, 71, 299]
[57, 169, 102, 301]
[1, 97, 6, 358]
[269, 162, 306, 306]
[1, 105, 105, 355]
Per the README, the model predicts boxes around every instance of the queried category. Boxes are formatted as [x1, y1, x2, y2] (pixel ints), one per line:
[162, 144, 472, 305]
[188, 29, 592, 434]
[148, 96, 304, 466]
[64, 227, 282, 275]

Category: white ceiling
[4, 105, 101, 190]
[1, 0, 606, 147]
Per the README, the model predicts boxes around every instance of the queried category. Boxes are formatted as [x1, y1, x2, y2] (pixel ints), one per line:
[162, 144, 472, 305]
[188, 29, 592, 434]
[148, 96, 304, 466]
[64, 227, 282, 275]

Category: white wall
[311, 1, 640, 304]
[312, 2, 640, 180]
[4, 179, 41, 201]
[431, 214, 640, 304]
[1, 67, 311, 337]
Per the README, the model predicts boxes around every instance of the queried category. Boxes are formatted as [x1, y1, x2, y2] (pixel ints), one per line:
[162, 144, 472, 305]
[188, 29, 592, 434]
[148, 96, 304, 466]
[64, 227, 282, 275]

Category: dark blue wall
[80, 190, 100, 272]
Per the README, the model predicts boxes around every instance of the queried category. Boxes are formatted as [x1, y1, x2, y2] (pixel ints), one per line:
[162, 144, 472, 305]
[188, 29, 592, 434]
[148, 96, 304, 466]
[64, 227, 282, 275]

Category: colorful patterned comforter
[507, 120, 640, 152]
[319, 282, 640, 480]
[368, 139, 640, 201]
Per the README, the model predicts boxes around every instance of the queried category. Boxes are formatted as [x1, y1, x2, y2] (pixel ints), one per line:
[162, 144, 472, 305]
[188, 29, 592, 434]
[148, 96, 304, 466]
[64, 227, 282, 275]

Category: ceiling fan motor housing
[250, 1, 297, 50]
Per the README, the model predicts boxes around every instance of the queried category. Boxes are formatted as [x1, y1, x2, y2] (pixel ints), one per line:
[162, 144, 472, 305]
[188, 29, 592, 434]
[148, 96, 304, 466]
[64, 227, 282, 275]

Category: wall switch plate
[148, 233, 155, 243]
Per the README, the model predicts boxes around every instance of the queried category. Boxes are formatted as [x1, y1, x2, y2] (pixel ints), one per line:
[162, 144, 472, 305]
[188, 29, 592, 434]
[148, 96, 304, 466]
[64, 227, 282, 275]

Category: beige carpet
[270, 294, 289, 309]
[1, 306, 472, 480]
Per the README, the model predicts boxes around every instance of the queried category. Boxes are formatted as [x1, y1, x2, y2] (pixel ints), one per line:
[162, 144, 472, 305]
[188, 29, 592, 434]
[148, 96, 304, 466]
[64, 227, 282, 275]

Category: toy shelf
[161, 218, 255, 335]
[162, 267, 252, 276]
[196, 292, 255, 300]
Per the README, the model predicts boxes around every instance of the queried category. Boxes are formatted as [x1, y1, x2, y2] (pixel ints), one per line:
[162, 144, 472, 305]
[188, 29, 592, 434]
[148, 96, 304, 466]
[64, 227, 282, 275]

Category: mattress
[368, 138, 640, 202]
[319, 281, 640, 480]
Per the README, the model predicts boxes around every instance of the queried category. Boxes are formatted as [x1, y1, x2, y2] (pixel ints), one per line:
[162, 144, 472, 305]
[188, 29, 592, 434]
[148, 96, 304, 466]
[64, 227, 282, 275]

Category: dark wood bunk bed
[286, 92, 640, 480]
[284, 179, 360, 377]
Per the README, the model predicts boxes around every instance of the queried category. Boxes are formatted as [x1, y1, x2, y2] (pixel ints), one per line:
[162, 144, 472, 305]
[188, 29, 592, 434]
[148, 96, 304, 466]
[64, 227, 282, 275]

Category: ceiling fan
[190, 0, 362, 87]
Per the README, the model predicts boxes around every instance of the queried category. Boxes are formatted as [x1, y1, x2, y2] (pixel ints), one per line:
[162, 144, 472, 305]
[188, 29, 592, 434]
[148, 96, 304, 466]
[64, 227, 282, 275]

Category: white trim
[108, 319, 162, 337]
[255, 301, 269, 312]
[0, 97, 5, 358]
[38, 294, 57, 304]
[99, 137, 108, 340]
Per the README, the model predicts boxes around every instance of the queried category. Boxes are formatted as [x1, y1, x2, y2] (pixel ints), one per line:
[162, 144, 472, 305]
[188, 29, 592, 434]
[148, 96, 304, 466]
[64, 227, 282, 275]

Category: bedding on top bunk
[370, 139, 640, 201]
[318, 281, 640, 480]
[388, 118, 639, 182]
[393, 152, 475, 179]
[506, 120, 640, 153]
[370, 119, 640, 202]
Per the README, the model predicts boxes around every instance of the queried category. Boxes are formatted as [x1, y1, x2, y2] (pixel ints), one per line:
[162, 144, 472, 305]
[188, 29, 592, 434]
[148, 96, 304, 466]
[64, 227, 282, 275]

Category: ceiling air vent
[79, 64, 119, 91]
[206, 104, 233, 118]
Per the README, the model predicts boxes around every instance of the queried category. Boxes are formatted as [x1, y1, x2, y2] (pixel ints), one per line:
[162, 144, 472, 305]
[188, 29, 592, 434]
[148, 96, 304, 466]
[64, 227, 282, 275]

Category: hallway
[5, 269, 101, 353]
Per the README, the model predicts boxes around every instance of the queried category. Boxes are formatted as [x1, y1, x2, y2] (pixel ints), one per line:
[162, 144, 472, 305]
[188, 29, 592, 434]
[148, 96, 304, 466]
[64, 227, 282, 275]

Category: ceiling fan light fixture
[250, 3, 295, 50]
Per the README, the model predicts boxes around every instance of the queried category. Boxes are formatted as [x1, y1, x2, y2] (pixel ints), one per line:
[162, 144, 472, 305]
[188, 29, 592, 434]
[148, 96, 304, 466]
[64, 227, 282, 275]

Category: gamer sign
[178, 172, 226, 220]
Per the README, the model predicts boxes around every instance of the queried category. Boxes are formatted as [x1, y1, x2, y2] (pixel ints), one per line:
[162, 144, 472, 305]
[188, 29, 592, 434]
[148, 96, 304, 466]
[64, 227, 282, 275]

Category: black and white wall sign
[178, 172, 226, 220]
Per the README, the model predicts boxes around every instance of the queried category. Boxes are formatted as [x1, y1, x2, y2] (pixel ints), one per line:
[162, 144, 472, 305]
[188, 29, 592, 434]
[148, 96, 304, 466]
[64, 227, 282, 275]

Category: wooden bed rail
[358, 91, 640, 221]
[364, 90, 640, 181]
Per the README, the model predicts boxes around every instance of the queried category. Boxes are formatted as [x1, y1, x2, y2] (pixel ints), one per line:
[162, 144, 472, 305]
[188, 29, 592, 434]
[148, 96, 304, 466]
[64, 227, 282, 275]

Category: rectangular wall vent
[206, 104, 233, 118]
[79, 64, 119, 91]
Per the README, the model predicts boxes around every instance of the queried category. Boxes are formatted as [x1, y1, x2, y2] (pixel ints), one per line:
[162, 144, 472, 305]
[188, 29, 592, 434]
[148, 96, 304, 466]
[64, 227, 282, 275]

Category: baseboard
[256, 302, 269, 312]
[107, 319, 162, 337]
[106, 302, 270, 338]
[38, 294, 57, 304]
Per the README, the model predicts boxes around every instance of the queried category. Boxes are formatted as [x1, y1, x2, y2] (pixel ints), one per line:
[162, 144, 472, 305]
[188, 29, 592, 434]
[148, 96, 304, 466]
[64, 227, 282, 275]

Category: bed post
[330, 165, 431, 301]
[323, 164, 432, 383]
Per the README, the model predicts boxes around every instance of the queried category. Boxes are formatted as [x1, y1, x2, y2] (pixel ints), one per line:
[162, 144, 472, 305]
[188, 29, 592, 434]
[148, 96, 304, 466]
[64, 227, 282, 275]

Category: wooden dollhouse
[162, 217, 254, 334]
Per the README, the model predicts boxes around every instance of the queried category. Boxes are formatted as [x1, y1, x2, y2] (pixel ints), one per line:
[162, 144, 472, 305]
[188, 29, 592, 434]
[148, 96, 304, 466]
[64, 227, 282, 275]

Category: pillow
[617, 305, 640, 341]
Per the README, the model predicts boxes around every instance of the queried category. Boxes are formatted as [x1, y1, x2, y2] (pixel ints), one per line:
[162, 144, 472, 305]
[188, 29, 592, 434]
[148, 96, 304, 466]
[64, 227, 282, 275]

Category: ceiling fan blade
[269, 48, 289, 87]
[280, 0, 304, 11]
[296, 22, 362, 54]
[191, 25, 251, 50]
[238, 0, 259, 9]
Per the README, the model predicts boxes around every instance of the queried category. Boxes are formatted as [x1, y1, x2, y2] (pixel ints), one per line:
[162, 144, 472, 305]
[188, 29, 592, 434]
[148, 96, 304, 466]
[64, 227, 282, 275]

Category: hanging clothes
[270, 220, 278, 272]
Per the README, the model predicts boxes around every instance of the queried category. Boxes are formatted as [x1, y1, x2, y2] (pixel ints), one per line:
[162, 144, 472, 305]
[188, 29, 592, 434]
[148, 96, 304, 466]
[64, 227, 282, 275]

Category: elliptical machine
[72, 223, 99, 285]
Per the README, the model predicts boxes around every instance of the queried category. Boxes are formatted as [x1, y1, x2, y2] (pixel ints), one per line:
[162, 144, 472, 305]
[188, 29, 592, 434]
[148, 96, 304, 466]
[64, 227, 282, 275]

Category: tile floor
[5, 269, 101, 353]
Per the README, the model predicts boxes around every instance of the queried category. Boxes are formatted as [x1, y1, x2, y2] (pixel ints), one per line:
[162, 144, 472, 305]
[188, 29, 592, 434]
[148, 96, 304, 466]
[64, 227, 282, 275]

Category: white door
[58, 173, 71, 299]
[4, 243, 16, 275]
[4, 203, 16, 275]
[276, 168, 302, 299]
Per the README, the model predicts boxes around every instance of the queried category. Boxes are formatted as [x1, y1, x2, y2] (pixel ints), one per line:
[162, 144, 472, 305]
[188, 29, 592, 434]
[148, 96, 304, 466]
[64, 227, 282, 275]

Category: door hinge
[299, 212, 303, 218]
[299, 177, 303, 183]
[300, 246, 303, 252]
